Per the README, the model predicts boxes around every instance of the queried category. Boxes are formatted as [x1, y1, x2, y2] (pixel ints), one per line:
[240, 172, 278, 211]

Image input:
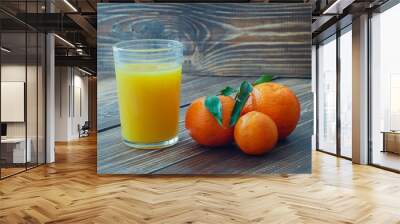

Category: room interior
[0, 0, 399, 222]
[0, 26, 46, 178]
[0, 0, 97, 179]
[370, 4, 400, 171]
[312, 0, 400, 172]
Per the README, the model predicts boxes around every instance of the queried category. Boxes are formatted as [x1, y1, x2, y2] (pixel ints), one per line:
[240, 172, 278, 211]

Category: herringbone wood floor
[1, 135, 400, 224]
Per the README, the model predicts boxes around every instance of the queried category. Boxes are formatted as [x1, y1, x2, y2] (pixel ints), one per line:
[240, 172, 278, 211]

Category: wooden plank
[98, 41, 311, 78]
[97, 77, 312, 174]
[98, 72, 197, 130]
[98, 103, 312, 174]
[154, 110, 312, 174]
[97, 74, 310, 131]
[97, 75, 258, 130]
[97, 76, 310, 138]
[97, 3, 311, 79]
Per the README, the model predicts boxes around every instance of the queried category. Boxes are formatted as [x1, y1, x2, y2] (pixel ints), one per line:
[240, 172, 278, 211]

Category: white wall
[0, 65, 40, 138]
[1, 65, 26, 138]
[72, 73, 89, 138]
[54, 67, 89, 141]
[55, 66, 69, 141]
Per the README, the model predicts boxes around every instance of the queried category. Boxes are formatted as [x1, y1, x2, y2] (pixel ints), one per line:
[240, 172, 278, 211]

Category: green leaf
[220, 86, 237, 96]
[253, 74, 273, 86]
[204, 96, 223, 126]
[229, 81, 253, 127]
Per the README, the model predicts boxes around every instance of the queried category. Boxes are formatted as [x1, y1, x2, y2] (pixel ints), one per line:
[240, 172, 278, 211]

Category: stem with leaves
[204, 74, 274, 127]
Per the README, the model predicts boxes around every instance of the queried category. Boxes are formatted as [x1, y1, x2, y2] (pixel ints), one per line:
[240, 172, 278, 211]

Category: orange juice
[115, 63, 182, 144]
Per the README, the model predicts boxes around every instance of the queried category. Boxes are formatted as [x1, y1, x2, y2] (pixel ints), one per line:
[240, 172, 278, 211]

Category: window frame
[315, 23, 353, 161]
[0, 1, 48, 180]
[367, 0, 400, 173]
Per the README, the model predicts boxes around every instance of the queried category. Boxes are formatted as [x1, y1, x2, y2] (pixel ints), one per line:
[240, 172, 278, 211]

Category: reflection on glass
[390, 76, 400, 130]
[371, 3, 400, 171]
[0, 0, 47, 178]
[38, 33, 46, 165]
[340, 29, 352, 158]
[27, 32, 38, 169]
[1, 32, 27, 177]
[318, 37, 337, 154]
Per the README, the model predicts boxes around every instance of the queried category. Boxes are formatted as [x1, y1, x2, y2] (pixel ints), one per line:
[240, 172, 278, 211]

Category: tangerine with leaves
[234, 111, 278, 155]
[185, 96, 234, 147]
[243, 82, 300, 139]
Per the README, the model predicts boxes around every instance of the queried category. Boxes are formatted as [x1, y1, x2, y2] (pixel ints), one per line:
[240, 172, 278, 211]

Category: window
[339, 27, 352, 158]
[317, 35, 337, 154]
[370, 2, 400, 171]
[0, 2, 47, 179]
[316, 25, 353, 158]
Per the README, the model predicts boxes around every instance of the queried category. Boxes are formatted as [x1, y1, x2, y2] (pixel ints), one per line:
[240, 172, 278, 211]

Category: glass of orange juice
[113, 39, 183, 149]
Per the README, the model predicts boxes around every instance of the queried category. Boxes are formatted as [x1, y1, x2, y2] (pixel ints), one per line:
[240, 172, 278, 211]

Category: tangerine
[234, 111, 278, 155]
[185, 96, 234, 146]
[243, 82, 300, 139]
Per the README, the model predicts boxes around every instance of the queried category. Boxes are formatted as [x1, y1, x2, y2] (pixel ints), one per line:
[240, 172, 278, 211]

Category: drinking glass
[113, 39, 183, 149]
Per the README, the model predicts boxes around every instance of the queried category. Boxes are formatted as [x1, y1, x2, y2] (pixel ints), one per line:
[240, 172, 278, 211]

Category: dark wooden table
[381, 131, 400, 154]
[97, 75, 312, 174]
[97, 3, 312, 174]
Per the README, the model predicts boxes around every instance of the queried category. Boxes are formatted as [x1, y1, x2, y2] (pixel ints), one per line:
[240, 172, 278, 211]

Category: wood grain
[97, 77, 313, 174]
[1, 135, 400, 223]
[97, 3, 311, 80]
[97, 3, 312, 174]
[97, 3, 311, 131]
[98, 73, 311, 131]
[98, 74, 255, 130]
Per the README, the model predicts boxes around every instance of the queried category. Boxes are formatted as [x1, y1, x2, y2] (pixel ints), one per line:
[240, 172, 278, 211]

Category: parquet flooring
[1, 167, 26, 178]
[1, 135, 400, 223]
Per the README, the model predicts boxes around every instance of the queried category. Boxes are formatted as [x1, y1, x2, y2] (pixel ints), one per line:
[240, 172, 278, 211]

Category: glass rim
[113, 39, 183, 53]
